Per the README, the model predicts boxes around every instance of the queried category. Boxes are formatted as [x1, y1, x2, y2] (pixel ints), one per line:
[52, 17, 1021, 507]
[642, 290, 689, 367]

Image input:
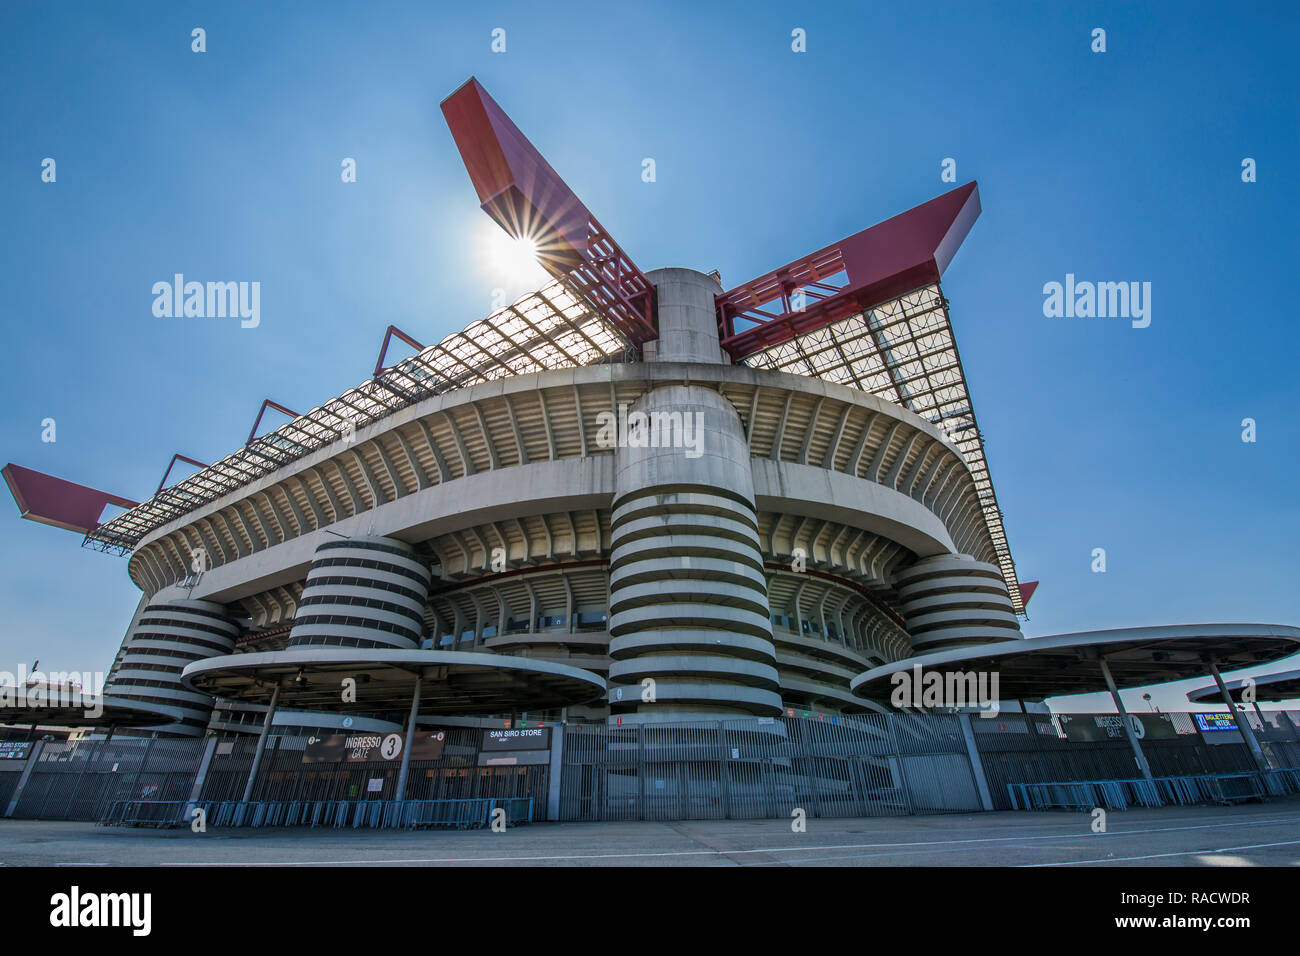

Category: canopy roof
[1187, 667, 1300, 704]
[182, 648, 606, 715]
[850, 624, 1300, 702]
[0, 692, 174, 729]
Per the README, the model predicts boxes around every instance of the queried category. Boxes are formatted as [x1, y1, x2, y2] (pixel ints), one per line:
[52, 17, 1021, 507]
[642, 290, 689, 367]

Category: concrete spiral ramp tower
[105, 598, 240, 735]
[607, 269, 782, 721]
[893, 554, 1022, 652]
[287, 536, 432, 650]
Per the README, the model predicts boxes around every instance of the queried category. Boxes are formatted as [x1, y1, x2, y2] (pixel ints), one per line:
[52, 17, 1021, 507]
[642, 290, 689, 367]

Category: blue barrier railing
[1007, 771, 1282, 811]
[100, 797, 535, 830]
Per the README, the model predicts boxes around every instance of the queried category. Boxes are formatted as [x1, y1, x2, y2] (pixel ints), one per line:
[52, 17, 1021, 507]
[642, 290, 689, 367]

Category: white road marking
[1024, 838, 1300, 866]
[155, 813, 1300, 866]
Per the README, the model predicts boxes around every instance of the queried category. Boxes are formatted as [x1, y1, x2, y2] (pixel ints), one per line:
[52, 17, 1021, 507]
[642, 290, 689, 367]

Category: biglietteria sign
[301, 731, 446, 764]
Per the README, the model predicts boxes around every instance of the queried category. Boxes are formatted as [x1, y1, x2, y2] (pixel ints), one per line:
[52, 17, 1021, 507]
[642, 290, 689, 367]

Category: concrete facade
[98, 268, 1023, 735]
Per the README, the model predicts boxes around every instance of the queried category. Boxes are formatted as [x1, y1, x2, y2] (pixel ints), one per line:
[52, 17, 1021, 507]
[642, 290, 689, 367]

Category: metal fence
[7, 737, 209, 821]
[972, 711, 1300, 811]
[3, 710, 1297, 826]
[557, 713, 982, 822]
[1006, 771, 1289, 811]
[0, 772, 21, 811]
[4, 728, 553, 828]
[195, 727, 544, 805]
[100, 796, 534, 829]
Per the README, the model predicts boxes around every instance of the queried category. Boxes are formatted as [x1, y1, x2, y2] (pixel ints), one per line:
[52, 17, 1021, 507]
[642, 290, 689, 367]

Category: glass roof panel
[741, 281, 1023, 613]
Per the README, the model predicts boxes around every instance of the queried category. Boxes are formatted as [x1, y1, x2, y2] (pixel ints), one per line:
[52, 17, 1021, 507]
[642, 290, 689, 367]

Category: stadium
[3, 78, 1298, 826]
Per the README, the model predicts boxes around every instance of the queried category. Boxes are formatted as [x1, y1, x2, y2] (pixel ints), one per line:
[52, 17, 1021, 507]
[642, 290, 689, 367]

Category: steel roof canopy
[717, 182, 981, 357]
[440, 77, 591, 270]
[441, 77, 657, 345]
[19, 83, 1026, 619]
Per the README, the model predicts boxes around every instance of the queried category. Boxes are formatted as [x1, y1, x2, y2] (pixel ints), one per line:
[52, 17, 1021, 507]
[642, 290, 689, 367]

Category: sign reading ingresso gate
[301, 731, 446, 764]
[1059, 713, 1178, 742]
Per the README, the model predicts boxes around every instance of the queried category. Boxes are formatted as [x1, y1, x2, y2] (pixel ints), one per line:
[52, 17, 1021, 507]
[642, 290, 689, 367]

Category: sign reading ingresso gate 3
[301, 731, 446, 764]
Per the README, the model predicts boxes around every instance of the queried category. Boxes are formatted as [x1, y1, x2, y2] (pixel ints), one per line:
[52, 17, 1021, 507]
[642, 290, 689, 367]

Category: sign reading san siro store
[301, 730, 446, 764]
[0, 740, 33, 760]
[481, 727, 551, 751]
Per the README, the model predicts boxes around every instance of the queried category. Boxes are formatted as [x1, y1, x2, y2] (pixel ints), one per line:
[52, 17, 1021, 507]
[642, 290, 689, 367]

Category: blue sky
[1, 1, 1296, 713]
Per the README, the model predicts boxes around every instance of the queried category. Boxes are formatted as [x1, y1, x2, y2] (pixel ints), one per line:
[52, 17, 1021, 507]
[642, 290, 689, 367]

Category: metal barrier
[18, 713, 1298, 827]
[1265, 767, 1300, 795]
[1196, 773, 1268, 804]
[100, 799, 192, 827]
[101, 797, 533, 829]
[1006, 779, 1161, 811]
[394, 797, 532, 828]
[557, 714, 980, 821]
[10, 737, 209, 821]
[1007, 771, 1271, 811]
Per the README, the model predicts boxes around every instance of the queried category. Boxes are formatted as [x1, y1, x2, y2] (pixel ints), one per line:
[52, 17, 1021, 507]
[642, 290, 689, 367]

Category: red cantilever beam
[246, 399, 301, 446]
[2, 463, 139, 535]
[156, 454, 210, 496]
[717, 182, 982, 360]
[374, 325, 425, 377]
[441, 77, 657, 346]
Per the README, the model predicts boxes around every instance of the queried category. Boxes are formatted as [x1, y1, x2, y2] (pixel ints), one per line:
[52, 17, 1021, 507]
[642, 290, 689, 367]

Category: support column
[1098, 656, 1153, 781]
[394, 676, 422, 802]
[241, 684, 280, 803]
[885, 715, 914, 815]
[4, 739, 46, 817]
[546, 724, 565, 822]
[1208, 661, 1270, 773]
[958, 713, 995, 811]
[186, 735, 219, 807]
[1249, 699, 1268, 730]
[126, 737, 156, 801]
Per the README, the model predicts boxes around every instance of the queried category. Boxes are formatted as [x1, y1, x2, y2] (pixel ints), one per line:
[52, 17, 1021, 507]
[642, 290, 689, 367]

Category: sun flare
[485, 229, 546, 286]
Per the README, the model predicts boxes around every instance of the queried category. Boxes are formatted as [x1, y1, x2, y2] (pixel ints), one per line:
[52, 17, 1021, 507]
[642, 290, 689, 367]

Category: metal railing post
[718, 722, 731, 819]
